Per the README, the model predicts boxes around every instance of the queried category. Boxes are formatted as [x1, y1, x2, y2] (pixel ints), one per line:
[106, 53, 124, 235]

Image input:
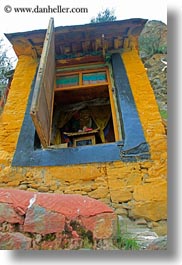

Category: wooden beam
[123, 37, 129, 49]
[106, 68, 120, 141]
[55, 82, 109, 92]
[95, 38, 102, 51]
[114, 38, 119, 49]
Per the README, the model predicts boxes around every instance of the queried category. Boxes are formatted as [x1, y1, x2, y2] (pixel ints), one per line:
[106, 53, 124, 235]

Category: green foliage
[0, 38, 13, 87]
[117, 235, 140, 250]
[114, 219, 140, 250]
[0, 37, 14, 113]
[160, 109, 167, 120]
[43, 233, 56, 241]
[70, 220, 93, 248]
[90, 8, 116, 23]
[158, 45, 167, 54]
[139, 35, 167, 58]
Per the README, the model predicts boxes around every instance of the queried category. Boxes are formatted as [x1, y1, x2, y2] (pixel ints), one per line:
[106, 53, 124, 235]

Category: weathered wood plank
[30, 18, 55, 147]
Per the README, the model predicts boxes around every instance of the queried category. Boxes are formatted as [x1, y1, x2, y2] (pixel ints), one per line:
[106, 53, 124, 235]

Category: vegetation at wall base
[114, 218, 140, 250]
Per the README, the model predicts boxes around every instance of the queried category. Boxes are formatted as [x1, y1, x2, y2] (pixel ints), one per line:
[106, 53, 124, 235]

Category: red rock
[0, 188, 33, 214]
[0, 232, 31, 250]
[0, 202, 24, 224]
[24, 204, 65, 234]
[40, 239, 61, 250]
[36, 193, 113, 218]
[80, 212, 117, 239]
[72, 230, 80, 238]
[0, 189, 114, 218]
[0, 189, 117, 249]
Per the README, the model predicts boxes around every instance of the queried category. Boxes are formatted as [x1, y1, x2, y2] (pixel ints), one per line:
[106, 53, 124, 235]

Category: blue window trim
[12, 53, 150, 167]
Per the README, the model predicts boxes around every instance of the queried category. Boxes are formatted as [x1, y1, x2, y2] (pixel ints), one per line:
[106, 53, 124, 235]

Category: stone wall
[0, 50, 167, 223]
[0, 189, 117, 250]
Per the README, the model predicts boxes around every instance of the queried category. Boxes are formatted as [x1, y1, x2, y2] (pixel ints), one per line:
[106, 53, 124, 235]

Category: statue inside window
[51, 104, 114, 147]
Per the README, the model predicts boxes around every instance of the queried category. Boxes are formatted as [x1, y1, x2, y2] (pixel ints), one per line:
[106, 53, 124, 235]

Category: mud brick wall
[0, 50, 167, 222]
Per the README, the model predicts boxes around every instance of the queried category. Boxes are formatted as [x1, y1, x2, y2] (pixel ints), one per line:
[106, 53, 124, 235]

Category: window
[29, 18, 121, 149]
[56, 74, 79, 88]
[12, 18, 150, 166]
[30, 19, 120, 149]
[82, 72, 107, 84]
[51, 67, 120, 148]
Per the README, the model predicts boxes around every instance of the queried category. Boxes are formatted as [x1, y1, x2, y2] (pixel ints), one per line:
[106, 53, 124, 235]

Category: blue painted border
[12, 54, 150, 167]
[111, 53, 147, 150]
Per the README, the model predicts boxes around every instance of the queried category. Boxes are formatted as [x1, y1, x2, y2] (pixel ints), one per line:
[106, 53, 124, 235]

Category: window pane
[56, 75, 79, 87]
[83, 72, 107, 84]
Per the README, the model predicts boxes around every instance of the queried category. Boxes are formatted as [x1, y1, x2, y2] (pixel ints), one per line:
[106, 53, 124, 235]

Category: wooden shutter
[30, 18, 55, 147]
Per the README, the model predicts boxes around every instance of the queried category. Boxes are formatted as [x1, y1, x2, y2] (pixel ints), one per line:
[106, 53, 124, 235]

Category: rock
[133, 182, 167, 201]
[146, 235, 167, 250]
[117, 215, 167, 250]
[38, 186, 49, 192]
[19, 184, 28, 190]
[0, 188, 33, 213]
[88, 187, 109, 199]
[115, 207, 128, 215]
[134, 230, 158, 241]
[128, 200, 167, 221]
[134, 218, 147, 226]
[0, 232, 32, 250]
[147, 222, 153, 229]
[80, 212, 116, 239]
[24, 204, 65, 234]
[122, 202, 132, 209]
[36, 193, 114, 218]
[152, 222, 167, 236]
[0, 202, 24, 224]
[134, 231, 159, 249]
[110, 189, 132, 203]
[139, 20, 167, 122]
[152, 221, 159, 227]
[34, 233, 42, 244]
[139, 20, 167, 59]
[40, 237, 61, 250]
[0, 188, 117, 250]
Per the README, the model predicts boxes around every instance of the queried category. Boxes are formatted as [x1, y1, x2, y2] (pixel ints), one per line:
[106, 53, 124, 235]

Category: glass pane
[56, 75, 79, 88]
[83, 72, 107, 84]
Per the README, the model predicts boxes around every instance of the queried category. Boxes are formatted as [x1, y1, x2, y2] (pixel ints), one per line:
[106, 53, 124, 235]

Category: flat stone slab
[0, 189, 113, 217]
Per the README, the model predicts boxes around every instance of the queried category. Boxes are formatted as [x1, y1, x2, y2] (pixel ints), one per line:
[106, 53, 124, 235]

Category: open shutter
[30, 18, 55, 147]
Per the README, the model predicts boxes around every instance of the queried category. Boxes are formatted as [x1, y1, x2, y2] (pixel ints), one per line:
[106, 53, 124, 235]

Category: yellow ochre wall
[0, 50, 167, 222]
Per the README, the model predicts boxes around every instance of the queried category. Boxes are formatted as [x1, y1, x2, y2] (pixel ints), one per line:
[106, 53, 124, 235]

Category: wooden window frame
[73, 135, 95, 147]
[55, 68, 108, 91]
[55, 67, 120, 143]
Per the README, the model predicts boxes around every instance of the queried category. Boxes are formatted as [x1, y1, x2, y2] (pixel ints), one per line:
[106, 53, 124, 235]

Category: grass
[116, 235, 140, 250]
[160, 109, 167, 120]
[114, 218, 140, 250]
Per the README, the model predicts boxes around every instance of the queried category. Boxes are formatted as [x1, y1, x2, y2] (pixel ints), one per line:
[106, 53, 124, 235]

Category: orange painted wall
[0, 50, 167, 222]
